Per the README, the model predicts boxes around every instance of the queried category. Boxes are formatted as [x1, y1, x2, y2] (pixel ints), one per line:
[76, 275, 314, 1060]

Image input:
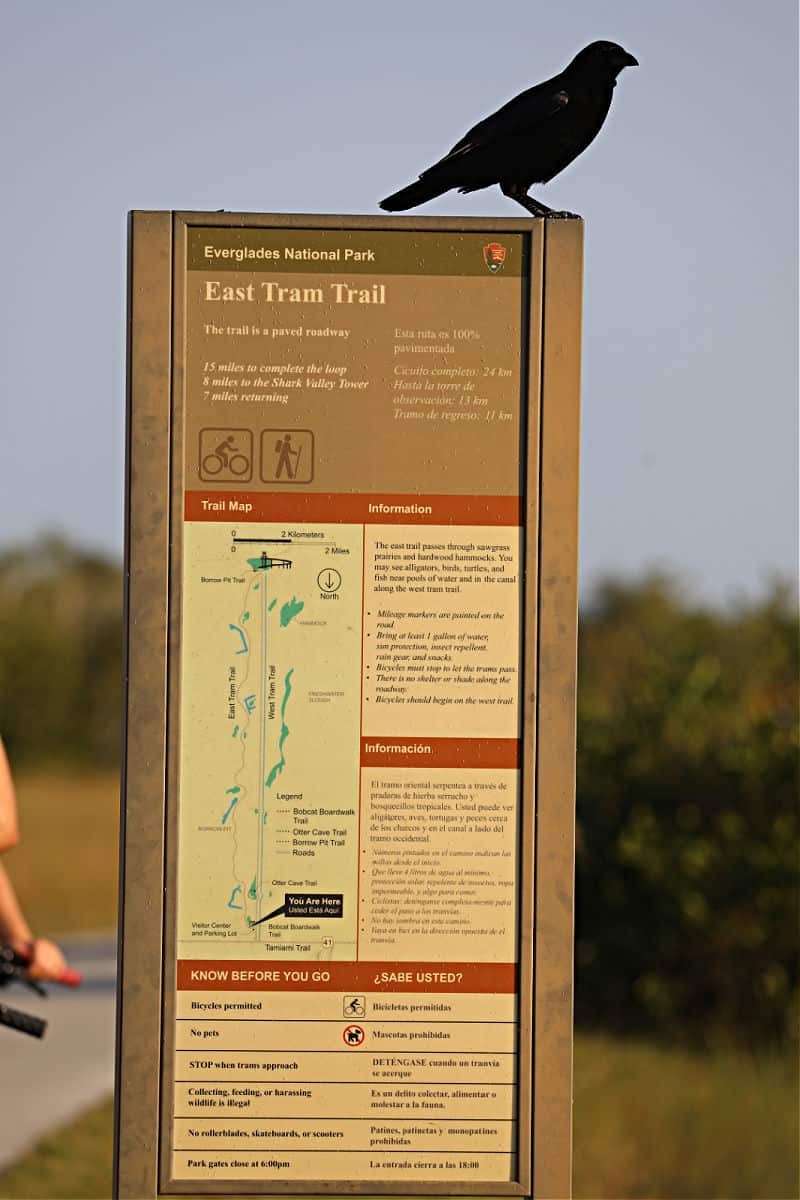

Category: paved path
[0, 933, 116, 1171]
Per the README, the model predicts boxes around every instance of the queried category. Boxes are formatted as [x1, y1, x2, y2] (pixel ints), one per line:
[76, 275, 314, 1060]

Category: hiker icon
[261, 429, 314, 484]
[199, 428, 253, 482]
[274, 434, 300, 479]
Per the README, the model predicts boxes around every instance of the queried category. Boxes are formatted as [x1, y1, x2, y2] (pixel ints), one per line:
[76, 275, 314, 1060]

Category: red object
[361, 736, 520, 769]
[56, 967, 83, 987]
[483, 242, 507, 270]
[177, 960, 517, 993]
[185, 490, 522, 527]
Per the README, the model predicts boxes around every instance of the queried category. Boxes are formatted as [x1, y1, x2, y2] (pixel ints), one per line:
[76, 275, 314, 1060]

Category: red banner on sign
[177, 960, 517, 993]
[184, 490, 521, 526]
[360, 737, 520, 768]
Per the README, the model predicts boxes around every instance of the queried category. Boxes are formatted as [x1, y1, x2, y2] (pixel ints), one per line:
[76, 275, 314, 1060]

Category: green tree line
[0, 537, 796, 1046]
[576, 575, 798, 1047]
[0, 536, 122, 765]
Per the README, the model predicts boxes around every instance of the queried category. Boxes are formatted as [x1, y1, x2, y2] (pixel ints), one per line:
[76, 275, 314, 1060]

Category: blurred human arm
[0, 736, 20, 850]
[0, 736, 70, 981]
[0, 859, 68, 979]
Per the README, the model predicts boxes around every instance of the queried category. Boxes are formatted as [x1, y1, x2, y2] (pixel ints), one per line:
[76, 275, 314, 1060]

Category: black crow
[379, 40, 637, 217]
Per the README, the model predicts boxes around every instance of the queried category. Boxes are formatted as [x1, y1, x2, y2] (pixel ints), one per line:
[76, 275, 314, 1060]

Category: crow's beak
[622, 50, 639, 67]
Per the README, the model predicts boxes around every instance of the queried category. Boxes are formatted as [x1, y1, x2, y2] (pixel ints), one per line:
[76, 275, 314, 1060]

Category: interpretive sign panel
[116, 212, 582, 1200]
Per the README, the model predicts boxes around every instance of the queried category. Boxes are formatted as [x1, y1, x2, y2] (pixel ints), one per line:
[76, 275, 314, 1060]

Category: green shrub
[575, 576, 799, 1047]
[0, 535, 122, 765]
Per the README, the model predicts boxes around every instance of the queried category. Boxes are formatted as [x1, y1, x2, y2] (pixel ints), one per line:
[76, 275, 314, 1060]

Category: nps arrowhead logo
[483, 242, 506, 273]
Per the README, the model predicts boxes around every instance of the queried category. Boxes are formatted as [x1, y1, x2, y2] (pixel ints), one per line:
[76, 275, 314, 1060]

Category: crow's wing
[422, 78, 570, 176]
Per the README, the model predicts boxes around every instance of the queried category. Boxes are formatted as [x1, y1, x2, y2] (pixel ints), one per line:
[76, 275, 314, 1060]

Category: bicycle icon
[199, 429, 253, 482]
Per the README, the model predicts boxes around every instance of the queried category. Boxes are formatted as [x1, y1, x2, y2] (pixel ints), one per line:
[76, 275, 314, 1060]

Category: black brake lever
[22, 976, 47, 998]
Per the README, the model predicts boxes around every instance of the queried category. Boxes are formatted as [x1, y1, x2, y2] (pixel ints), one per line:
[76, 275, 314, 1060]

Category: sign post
[115, 212, 582, 1198]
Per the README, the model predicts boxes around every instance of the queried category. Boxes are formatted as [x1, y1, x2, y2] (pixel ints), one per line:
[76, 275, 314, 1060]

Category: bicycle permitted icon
[204, 439, 248, 476]
[199, 429, 253, 482]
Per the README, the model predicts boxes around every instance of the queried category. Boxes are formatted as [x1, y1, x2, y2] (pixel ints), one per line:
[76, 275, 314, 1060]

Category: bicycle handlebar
[0, 1000, 46, 1039]
[0, 943, 83, 988]
[0, 944, 83, 1037]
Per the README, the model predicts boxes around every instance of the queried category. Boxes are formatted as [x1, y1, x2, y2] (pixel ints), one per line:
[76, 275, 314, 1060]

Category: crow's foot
[500, 184, 576, 219]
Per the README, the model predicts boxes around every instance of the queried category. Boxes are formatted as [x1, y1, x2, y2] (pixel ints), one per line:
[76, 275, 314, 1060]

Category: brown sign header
[177, 960, 517, 993]
[360, 736, 519, 768]
[185, 490, 521, 524]
[187, 226, 525, 276]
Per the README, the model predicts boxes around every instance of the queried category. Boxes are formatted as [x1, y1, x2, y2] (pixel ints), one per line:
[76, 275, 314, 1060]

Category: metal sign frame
[115, 211, 581, 1200]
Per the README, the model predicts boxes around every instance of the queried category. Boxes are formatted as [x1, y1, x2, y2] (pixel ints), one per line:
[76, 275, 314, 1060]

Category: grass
[573, 1034, 799, 1199]
[0, 1038, 796, 1200]
[5, 769, 119, 936]
[0, 1098, 113, 1200]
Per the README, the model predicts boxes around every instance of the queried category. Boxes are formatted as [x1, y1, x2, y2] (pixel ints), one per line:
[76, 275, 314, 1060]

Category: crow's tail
[379, 174, 449, 212]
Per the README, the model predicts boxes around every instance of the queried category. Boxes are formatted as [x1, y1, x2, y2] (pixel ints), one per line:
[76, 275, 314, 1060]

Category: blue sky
[1, 0, 796, 604]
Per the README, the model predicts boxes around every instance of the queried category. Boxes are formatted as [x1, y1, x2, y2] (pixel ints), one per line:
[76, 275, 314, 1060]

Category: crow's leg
[501, 183, 577, 219]
[501, 183, 553, 216]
